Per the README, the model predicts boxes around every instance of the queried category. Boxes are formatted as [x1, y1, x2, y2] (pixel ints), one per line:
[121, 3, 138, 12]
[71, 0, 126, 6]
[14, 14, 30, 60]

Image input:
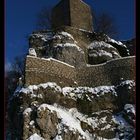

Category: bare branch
[94, 12, 118, 38]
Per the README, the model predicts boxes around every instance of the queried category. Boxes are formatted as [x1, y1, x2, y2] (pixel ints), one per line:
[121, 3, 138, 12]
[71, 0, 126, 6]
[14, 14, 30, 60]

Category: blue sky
[5, 0, 135, 67]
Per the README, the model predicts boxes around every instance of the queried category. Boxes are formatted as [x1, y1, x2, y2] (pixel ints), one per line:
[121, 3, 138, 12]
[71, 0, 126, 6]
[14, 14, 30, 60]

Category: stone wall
[77, 56, 135, 86]
[69, 0, 93, 31]
[52, 0, 93, 32]
[52, 0, 71, 29]
[25, 56, 135, 87]
[25, 56, 76, 87]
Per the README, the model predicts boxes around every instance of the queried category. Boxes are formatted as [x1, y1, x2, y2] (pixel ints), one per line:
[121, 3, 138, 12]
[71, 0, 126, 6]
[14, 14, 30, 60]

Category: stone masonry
[24, 0, 135, 87]
[25, 56, 135, 87]
[52, 0, 93, 32]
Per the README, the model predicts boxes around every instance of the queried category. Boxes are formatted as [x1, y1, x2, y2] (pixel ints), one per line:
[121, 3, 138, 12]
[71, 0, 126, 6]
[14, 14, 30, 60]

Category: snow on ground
[124, 104, 135, 115]
[19, 82, 61, 94]
[29, 48, 37, 57]
[14, 81, 119, 100]
[30, 32, 53, 42]
[54, 43, 84, 53]
[29, 120, 35, 126]
[37, 104, 133, 140]
[14, 79, 135, 100]
[38, 104, 92, 139]
[30, 31, 84, 54]
[112, 114, 129, 127]
[31, 31, 74, 42]
[106, 36, 130, 55]
[60, 31, 74, 40]
[38, 104, 115, 140]
[106, 36, 124, 46]
[88, 50, 113, 58]
[22, 103, 135, 140]
[27, 55, 75, 68]
[52, 31, 74, 40]
[44, 57, 75, 68]
[79, 28, 93, 33]
[53, 134, 63, 140]
[88, 41, 115, 49]
[88, 41, 121, 59]
[119, 80, 135, 89]
[62, 85, 117, 100]
[27, 133, 44, 140]
[15, 80, 135, 140]
[23, 108, 32, 116]
[112, 112, 135, 140]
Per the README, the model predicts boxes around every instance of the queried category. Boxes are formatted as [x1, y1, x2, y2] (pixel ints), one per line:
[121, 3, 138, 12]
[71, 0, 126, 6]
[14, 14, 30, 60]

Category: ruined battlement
[25, 55, 135, 87]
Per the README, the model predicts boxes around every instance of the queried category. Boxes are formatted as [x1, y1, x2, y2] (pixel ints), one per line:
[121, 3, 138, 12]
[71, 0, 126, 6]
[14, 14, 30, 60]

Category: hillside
[8, 80, 135, 140]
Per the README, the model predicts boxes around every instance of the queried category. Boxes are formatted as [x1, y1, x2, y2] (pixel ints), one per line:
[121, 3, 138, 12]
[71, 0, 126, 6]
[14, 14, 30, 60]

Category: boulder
[88, 41, 121, 64]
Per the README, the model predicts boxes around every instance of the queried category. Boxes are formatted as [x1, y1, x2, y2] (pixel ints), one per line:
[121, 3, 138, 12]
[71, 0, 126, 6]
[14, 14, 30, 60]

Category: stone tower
[52, 0, 93, 32]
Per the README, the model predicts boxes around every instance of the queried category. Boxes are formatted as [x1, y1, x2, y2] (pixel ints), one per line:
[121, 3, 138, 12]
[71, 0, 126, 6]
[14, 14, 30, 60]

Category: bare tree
[6, 55, 25, 97]
[11, 56, 25, 76]
[36, 6, 118, 38]
[94, 13, 118, 38]
[36, 6, 53, 30]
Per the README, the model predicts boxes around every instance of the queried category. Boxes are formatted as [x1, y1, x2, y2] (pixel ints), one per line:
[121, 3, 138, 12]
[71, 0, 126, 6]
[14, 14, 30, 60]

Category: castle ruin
[24, 0, 135, 87]
[8, 1, 136, 140]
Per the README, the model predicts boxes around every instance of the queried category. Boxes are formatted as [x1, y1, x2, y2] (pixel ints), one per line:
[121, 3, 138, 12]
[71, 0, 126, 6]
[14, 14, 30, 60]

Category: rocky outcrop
[50, 32, 86, 67]
[122, 38, 136, 56]
[8, 80, 135, 140]
[29, 31, 86, 67]
[29, 30, 130, 66]
[93, 33, 130, 57]
[88, 41, 121, 64]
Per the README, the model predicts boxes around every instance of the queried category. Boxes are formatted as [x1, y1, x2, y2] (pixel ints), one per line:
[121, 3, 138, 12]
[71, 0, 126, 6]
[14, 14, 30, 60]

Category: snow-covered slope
[8, 80, 135, 140]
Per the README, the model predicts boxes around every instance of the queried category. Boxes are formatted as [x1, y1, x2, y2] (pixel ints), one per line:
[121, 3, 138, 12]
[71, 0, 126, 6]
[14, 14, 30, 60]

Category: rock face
[29, 30, 130, 66]
[49, 32, 86, 67]
[122, 38, 136, 56]
[29, 31, 86, 67]
[8, 80, 135, 140]
[88, 41, 121, 64]
[94, 33, 130, 57]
